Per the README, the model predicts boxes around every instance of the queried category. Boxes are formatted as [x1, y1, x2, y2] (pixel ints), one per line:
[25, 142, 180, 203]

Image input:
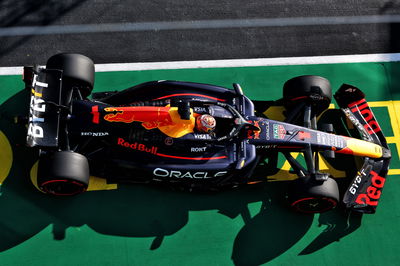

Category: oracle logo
[153, 168, 227, 179]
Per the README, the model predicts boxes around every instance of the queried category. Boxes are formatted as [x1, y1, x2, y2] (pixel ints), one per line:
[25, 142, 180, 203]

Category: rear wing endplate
[26, 69, 63, 147]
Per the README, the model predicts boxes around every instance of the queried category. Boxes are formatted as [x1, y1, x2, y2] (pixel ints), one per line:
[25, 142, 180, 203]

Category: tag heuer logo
[273, 124, 286, 139]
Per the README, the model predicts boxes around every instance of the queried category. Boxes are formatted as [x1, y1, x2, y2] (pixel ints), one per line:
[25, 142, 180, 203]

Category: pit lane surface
[1, 0, 400, 66]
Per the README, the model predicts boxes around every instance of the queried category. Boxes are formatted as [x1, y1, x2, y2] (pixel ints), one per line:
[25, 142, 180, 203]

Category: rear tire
[37, 151, 89, 196]
[46, 53, 95, 98]
[283, 75, 332, 115]
[288, 177, 339, 213]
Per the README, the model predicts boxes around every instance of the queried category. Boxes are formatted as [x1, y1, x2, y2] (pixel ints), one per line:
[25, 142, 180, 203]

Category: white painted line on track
[1, 53, 400, 75]
[1, 15, 400, 37]
[94, 53, 400, 72]
[0, 67, 21, 76]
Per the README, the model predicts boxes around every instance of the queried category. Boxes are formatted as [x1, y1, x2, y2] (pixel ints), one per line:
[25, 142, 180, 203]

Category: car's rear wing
[26, 68, 63, 148]
[334, 84, 391, 213]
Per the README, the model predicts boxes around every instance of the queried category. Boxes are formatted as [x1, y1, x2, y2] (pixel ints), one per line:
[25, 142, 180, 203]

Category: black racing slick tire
[37, 151, 89, 196]
[283, 75, 332, 115]
[46, 53, 95, 98]
[289, 177, 339, 213]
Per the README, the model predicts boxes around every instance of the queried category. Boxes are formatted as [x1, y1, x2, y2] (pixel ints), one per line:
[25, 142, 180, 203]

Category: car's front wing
[335, 84, 391, 213]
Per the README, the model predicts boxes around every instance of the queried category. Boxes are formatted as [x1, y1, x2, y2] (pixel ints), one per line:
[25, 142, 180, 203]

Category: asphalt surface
[0, 0, 400, 66]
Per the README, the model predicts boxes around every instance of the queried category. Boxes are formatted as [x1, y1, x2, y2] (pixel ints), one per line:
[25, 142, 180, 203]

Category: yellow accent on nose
[346, 138, 383, 158]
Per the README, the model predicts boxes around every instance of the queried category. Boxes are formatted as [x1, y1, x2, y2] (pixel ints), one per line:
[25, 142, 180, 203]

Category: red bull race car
[24, 54, 391, 214]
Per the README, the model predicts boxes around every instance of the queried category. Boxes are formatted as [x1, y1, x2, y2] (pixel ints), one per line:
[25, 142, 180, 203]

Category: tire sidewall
[288, 177, 340, 213]
[37, 151, 90, 195]
[46, 53, 95, 98]
[283, 75, 332, 114]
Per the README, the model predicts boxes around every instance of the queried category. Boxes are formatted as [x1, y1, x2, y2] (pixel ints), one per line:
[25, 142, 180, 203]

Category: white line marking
[1, 53, 400, 75]
[1, 15, 400, 36]
[0, 67, 21, 75]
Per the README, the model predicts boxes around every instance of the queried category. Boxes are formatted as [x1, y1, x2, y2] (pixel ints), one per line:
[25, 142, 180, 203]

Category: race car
[23, 53, 391, 214]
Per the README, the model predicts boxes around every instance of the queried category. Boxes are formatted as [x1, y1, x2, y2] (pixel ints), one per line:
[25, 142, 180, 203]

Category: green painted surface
[1, 62, 400, 266]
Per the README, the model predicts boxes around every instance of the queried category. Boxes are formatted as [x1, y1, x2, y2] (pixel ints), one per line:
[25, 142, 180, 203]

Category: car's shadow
[0, 90, 362, 265]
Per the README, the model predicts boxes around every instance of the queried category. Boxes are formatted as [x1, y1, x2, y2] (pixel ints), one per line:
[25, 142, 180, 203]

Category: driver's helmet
[195, 114, 216, 133]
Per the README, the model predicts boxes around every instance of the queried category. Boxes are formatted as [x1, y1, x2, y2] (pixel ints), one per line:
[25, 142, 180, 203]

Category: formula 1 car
[24, 53, 391, 214]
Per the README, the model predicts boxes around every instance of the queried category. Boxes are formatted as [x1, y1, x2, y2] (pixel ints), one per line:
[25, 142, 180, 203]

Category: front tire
[37, 151, 89, 196]
[288, 177, 339, 213]
[283, 75, 332, 115]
